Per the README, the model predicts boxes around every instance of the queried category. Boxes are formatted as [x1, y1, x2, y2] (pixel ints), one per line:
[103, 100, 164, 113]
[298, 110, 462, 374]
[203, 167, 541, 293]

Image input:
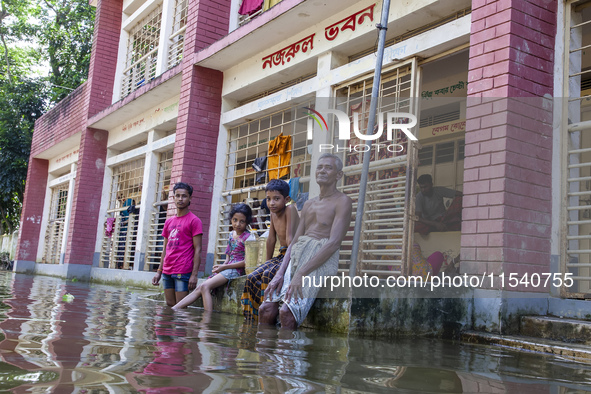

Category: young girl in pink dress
[173, 203, 252, 311]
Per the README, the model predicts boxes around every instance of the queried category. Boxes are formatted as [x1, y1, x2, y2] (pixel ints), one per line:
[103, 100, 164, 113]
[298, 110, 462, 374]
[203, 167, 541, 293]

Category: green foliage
[0, 0, 95, 233]
[0, 77, 48, 233]
[35, 0, 96, 101]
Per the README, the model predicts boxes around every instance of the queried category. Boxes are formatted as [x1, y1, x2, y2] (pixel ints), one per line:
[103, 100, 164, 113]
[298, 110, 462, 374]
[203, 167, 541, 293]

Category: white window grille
[564, 0, 591, 297]
[417, 139, 465, 192]
[100, 158, 145, 270]
[334, 61, 418, 277]
[121, 4, 163, 98]
[145, 150, 174, 271]
[167, 0, 188, 69]
[216, 101, 314, 264]
[42, 183, 69, 264]
[419, 104, 461, 128]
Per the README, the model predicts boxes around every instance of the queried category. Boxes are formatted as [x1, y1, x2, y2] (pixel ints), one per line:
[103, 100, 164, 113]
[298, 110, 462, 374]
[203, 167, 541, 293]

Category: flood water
[0, 273, 589, 393]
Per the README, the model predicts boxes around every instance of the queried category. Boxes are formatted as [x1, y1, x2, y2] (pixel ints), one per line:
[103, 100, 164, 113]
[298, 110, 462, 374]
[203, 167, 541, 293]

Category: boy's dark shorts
[161, 272, 191, 292]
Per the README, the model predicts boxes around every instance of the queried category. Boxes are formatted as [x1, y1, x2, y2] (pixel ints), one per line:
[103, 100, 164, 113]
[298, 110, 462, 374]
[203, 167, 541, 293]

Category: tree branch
[42, 0, 57, 14]
[0, 3, 11, 84]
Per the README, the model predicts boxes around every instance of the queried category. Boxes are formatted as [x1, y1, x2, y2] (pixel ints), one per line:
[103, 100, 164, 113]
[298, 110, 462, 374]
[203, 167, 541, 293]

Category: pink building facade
[15, 0, 591, 332]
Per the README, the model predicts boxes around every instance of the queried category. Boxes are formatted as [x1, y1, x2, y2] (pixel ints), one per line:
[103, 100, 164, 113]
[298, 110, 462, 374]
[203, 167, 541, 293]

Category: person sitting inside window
[414, 174, 462, 236]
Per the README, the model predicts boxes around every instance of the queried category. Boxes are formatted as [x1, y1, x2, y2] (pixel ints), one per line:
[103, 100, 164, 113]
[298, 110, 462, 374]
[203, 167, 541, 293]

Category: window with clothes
[100, 158, 145, 270]
[215, 102, 313, 265]
[564, 0, 591, 297]
[237, 0, 283, 26]
[145, 150, 174, 271]
[121, 3, 163, 98]
[333, 60, 419, 278]
[167, 0, 187, 69]
[42, 183, 69, 264]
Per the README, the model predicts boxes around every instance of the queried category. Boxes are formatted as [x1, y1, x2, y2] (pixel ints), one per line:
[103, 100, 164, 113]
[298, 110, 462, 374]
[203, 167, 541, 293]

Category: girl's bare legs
[200, 274, 229, 311]
[172, 284, 203, 309]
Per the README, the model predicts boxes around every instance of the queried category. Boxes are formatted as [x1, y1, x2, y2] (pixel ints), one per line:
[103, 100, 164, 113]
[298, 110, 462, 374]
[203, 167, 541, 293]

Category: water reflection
[0, 273, 588, 392]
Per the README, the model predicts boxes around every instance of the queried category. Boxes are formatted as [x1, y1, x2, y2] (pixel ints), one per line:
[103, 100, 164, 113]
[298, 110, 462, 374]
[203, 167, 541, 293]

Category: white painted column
[309, 51, 349, 198]
[36, 174, 56, 263]
[94, 150, 117, 267]
[60, 163, 77, 264]
[207, 99, 235, 271]
[228, 0, 241, 32]
[112, 14, 130, 104]
[155, 0, 176, 77]
[133, 130, 160, 271]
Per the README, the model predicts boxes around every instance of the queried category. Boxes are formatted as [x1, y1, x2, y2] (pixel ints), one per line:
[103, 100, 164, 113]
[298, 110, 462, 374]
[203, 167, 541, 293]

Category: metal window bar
[564, 1, 591, 298]
[334, 64, 415, 278]
[419, 109, 461, 128]
[145, 150, 174, 271]
[216, 102, 314, 264]
[121, 4, 163, 98]
[167, 0, 188, 68]
[566, 122, 591, 297]
[100, 158, 145, 269]
[42, 183, 69, 264]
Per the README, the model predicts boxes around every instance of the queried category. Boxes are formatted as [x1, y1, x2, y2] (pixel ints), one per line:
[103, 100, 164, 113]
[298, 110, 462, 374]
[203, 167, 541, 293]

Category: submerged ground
[0, 272, 588, 392]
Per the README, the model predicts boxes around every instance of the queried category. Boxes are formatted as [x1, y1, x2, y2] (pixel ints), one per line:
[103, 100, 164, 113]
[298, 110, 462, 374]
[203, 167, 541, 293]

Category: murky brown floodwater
[0, 272, 589, 393]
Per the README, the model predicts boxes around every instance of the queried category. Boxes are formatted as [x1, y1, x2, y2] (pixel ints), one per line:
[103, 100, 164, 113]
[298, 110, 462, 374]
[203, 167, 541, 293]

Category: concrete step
[461, 330, 591, 362]
[520, 316, 591, 345]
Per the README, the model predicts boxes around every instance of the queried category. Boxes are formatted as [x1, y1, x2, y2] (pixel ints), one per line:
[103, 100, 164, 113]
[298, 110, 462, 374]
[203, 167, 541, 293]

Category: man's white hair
[318, 153, 343, 172]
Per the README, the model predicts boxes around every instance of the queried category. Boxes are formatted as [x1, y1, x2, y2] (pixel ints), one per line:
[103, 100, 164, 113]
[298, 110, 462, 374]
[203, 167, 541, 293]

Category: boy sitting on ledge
[241, 179, 299, 320]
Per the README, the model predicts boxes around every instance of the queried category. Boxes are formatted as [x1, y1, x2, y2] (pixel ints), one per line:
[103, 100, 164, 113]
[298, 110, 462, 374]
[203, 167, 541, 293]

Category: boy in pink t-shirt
[152, 182, 203, 306]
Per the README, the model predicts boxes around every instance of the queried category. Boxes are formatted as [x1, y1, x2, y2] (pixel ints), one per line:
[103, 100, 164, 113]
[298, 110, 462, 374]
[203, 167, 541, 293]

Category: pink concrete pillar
[87, 0, 123, 117]
[15, 158, 49, 264]
[168, 0, 231, 273]
[63, 128, 109, 266]
[462, 0, 557, 291]
[171, 65, 224, 273]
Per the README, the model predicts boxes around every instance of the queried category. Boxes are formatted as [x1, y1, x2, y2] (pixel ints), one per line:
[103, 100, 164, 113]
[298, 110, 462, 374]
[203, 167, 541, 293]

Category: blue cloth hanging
[288, 177, 300, 202]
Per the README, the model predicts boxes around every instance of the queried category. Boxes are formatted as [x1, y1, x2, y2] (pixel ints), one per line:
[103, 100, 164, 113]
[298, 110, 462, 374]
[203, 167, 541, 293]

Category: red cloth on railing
[239, 0, 263, 15]
[105, 217, 116, 237]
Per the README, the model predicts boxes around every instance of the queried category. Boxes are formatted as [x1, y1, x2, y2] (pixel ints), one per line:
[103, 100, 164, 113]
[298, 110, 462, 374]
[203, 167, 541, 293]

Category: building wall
[20, 0, 474, 278]
[17, 0, 574, 315]
[30, 84, 89, 158]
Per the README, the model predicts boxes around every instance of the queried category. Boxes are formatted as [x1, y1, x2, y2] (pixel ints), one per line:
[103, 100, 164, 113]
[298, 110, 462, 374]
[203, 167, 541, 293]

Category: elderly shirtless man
[259, 153, 353, 329]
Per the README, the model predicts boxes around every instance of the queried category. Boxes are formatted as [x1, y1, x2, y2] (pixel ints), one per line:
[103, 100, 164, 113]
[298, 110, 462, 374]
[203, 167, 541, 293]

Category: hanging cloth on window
[263, 0, 283, 11]
[239, 0, 263, 15]
[105, 217, 116, 237]
[288, 177, 300, 202]
[252, 156, 267, 184]
[267, 133, 292, 179]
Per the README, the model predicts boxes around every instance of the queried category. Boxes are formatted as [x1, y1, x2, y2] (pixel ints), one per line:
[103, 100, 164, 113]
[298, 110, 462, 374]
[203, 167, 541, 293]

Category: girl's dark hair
[229, 203, 253, 225]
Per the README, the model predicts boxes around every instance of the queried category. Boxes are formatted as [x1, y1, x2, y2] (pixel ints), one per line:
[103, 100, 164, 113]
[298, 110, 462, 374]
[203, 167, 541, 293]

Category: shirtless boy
[260, 154, 353, 329]
[241, 179, 299, 319]
[151, 182, 202, 306]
